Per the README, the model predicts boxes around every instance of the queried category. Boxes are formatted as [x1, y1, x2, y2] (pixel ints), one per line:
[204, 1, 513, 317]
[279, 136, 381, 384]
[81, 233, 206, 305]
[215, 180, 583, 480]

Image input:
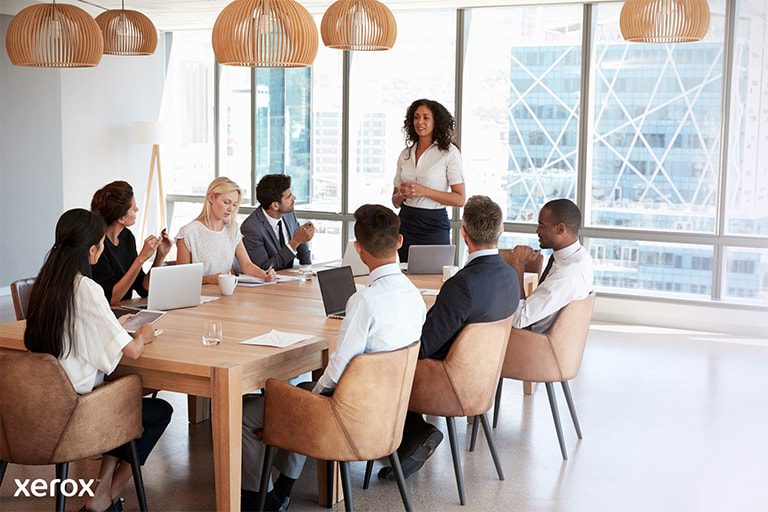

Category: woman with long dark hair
[392, 99, 466, 262]
[24, 209, 172, 512]
[91, 181, 172, 306]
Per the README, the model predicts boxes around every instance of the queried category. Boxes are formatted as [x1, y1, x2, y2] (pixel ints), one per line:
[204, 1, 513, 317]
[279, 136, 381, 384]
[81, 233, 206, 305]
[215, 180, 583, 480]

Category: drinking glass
[202, 320, 223, 346]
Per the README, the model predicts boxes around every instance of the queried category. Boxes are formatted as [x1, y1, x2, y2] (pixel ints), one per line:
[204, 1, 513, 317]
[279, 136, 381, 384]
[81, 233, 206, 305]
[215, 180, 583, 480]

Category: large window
[348, 10, 455, 211]
[162, 1, 768, 307]
[588, 2, 726, 233]
[463, 5, 583, 221]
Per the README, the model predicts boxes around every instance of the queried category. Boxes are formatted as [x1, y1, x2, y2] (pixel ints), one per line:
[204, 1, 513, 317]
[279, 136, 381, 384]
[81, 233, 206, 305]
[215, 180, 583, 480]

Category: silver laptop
[317, 266, 358, 319]
[407, 245, 456, 275]
[135, 263, 204, 311]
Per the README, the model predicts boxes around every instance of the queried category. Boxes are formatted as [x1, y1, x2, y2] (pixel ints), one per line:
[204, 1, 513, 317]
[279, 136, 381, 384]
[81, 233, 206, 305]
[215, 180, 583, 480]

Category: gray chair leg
[127, 440, 148, 512]
[445, 417, 466, 505]
[493, 377, 503, 428]
[545, 382, 568, 460]
[0, 460, 7, 486]
[479, 413, 504, 480]
[469, 415, 480, 452]
[363, 460, 374, 489]
[561, 381, 582, 439]
[257, 445, 276, 511]
[339, 461, 354, 512]
[388, 453, 413, 512]
[55, 462, 68, 512]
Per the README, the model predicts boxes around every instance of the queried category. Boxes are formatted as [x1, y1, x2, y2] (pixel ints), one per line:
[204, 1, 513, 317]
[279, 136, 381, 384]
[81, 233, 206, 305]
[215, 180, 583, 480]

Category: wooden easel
[139, 143, 167, 241]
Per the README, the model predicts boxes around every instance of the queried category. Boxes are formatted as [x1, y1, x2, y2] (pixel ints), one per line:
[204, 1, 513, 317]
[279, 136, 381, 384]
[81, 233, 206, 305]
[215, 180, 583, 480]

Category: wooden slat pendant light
[321, 0, 397, 51]
[95, 1, 158, 56]
[620, 0, 711, 43]
[212, 0, 318, 67]
[5, 1, 103, 67]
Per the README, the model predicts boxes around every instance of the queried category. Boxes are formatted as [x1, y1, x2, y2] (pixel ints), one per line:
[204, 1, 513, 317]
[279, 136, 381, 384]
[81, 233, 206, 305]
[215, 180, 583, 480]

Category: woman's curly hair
[402, 99, 457, 156]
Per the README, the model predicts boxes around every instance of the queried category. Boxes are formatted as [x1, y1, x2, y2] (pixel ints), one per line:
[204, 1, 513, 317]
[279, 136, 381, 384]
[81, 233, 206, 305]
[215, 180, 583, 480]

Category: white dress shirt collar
[466, 248, 499, 264]
[552, 240, 581, 263]
[262, 207, 281, 229]
[367, 262, 402, 285]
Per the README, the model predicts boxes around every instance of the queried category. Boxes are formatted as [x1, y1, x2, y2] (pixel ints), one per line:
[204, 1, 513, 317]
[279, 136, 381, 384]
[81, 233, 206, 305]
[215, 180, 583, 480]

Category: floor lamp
[133, 121, 168, 242]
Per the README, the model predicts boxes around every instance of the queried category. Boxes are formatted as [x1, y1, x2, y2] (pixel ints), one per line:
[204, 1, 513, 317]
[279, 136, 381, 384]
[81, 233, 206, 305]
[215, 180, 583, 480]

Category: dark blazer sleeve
[91, 255, 119, 302]
[286, 213, 312, 265]
[419, 275, 472, 359]
[241, 211, 297, 270]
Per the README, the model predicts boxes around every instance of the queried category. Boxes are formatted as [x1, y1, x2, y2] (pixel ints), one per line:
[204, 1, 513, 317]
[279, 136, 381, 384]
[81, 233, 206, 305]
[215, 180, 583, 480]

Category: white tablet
[123, 310, 166, 334]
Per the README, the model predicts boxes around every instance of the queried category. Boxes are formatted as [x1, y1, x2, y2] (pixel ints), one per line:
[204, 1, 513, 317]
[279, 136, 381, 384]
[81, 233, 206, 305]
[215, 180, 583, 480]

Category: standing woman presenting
[392, 99, 466, 262]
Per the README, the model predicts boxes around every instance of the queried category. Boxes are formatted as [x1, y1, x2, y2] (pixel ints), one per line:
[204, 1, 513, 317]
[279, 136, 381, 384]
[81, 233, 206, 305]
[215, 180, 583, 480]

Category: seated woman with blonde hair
[176, 177, 276, 284]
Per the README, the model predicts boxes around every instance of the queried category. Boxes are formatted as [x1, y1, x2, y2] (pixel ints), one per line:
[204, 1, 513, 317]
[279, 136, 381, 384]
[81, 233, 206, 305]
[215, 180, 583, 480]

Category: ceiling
[0, 0, 612, 31]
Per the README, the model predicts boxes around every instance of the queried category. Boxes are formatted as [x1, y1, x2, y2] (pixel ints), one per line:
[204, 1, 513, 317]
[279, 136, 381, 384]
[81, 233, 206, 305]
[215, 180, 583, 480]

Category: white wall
[0, 14, 167, 286]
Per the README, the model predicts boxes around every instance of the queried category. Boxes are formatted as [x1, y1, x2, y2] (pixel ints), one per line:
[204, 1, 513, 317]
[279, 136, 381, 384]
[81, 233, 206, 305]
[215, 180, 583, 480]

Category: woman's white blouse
[59, 276, 133, 394]
[394, 142, 464, 210]
[175, 220, 242, 275]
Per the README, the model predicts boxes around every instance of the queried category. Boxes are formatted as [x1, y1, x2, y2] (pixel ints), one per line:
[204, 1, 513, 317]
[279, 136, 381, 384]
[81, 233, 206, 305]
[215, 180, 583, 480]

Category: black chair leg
[561, 381, 582, 439]
[325, 460, 335, 509]
[493, 377, 503, 428]
[339, 461, 354, 512]
[468, 415, 480, 452]
[545, 382, 568, 460]
[0, 460, 7, 486]
[388, 453, 413, 512]
[257, 445, 276, 511]
[479, 413, 504, 480]
[363, 460, 374, 489]
[55, 462, 68, 512]
[445, 417, 466, 505]
[127, 440, 148, 512]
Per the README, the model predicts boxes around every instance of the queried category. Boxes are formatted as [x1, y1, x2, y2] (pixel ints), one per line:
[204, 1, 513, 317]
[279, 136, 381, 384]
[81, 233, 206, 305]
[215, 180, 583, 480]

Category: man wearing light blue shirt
[241, 204, 426, 511]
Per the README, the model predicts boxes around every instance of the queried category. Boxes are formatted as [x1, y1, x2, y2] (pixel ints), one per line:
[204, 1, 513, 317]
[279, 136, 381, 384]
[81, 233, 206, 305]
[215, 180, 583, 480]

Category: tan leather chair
[0, 350, 149, 512]
[257, 342, 420, 512]
[384, 317, 513, 506]
[493, 293, 595, 460]
[10, 277, 36, 321]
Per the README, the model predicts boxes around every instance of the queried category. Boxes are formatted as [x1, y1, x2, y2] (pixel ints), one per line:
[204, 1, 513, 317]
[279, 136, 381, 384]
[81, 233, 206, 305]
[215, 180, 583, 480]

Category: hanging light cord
[77, 0, 109, 11]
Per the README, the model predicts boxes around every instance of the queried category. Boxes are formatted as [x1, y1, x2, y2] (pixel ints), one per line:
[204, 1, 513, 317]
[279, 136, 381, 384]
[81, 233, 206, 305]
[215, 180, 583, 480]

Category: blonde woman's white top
[394, 142, 464, 210]
[59, 275, 133, 394]
[176, 220, 242, 275]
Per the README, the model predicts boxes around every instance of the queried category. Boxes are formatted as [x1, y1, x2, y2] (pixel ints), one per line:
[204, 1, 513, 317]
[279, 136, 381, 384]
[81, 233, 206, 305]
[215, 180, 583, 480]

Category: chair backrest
[501, 292, 596, 382]
[409, 316, 514, 418]
[10, 277, 36, 321]
[0, 350, 143, 465]
[330, 341, 420, 459]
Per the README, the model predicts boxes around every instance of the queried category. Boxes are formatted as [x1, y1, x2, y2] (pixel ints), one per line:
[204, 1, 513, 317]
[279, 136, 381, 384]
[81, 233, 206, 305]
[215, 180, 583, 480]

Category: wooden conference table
[0, 271, 444, 511]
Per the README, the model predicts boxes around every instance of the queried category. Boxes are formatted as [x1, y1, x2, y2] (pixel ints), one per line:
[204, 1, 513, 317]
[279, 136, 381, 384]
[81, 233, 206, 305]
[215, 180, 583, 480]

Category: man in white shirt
[506, 199, 594, 333]
[241, 174, 314, 270]
[241, 204, 426, 512]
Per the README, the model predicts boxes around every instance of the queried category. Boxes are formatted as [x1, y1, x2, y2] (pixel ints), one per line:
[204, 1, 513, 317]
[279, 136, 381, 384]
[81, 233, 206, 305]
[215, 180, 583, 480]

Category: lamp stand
[139, 143, 166, 241]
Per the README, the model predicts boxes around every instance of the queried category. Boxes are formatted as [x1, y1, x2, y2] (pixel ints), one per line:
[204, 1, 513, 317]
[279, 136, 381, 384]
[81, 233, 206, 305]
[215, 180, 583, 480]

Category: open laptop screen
[317, 266, 357, 316]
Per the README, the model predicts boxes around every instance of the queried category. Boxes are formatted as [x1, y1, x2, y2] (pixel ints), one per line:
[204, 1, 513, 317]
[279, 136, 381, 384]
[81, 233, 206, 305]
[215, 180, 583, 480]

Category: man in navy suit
[380, 195, 520, 481]
[241, 174, 314, 270]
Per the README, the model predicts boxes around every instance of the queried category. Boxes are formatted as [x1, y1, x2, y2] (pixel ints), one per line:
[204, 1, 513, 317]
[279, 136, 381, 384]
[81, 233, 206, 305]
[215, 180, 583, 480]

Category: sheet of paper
[200, 295, 219, 303]
[239, 329, 315, 348]
[419, 289, 440, 296]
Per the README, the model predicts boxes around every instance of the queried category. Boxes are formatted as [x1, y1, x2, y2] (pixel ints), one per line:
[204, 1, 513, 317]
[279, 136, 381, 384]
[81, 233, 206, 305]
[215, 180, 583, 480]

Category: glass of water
[298, 264, 312, 282]
[202, 320, 223, 346]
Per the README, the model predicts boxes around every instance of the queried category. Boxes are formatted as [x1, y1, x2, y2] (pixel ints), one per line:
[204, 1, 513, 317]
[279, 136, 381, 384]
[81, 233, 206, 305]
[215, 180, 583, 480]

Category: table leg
[523, 381, 537, 395]
[187, 395, 211, 423]
[212, 364, 242, 512]
[317, 460, 342, 507]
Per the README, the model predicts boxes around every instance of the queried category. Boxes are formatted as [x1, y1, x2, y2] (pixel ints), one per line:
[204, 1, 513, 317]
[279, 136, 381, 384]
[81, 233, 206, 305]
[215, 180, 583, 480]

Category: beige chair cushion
[408, 317, 513, 418]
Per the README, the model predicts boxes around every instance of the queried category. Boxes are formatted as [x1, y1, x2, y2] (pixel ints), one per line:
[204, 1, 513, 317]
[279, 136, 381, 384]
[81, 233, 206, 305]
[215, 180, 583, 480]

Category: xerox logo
[14, 478, 96, 497]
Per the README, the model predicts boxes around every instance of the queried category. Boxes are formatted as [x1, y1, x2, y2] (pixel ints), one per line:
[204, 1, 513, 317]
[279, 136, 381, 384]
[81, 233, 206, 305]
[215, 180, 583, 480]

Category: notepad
[239, 330, 314, 348]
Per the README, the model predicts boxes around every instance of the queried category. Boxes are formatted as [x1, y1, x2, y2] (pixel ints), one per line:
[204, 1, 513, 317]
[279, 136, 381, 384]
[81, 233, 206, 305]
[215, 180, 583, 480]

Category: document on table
[238, 274, 301, 287]
[240, 329, 315, 348]
[200, 295, 219, 303]
[419, 289, 440, 296]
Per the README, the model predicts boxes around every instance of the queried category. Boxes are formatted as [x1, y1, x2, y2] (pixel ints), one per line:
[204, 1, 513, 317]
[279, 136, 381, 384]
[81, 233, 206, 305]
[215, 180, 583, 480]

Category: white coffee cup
[442, 265, 459, 282]
[218, 274, 238, 296]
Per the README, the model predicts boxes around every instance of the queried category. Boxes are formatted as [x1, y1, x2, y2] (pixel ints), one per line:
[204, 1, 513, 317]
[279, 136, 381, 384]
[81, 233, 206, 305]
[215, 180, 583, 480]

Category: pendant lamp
[95, 1, 158, 55]
[212, 0, 318, 67]
[321, 0, 397, 51]
[5, 1, 103, 67]
[620, 0, 711, 43]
